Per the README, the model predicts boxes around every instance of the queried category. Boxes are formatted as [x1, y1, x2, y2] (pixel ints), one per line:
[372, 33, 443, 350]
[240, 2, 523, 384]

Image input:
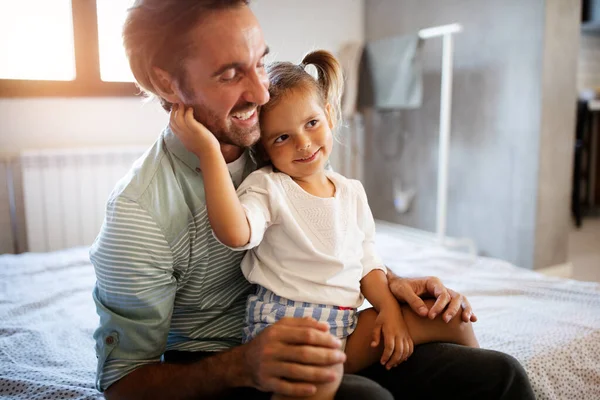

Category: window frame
[0, 0, 138, 97]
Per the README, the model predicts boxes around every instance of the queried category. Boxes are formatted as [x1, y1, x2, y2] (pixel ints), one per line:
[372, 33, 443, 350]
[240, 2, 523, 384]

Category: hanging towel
[360, 34, 423, 109]
[338, 42, 364, 118]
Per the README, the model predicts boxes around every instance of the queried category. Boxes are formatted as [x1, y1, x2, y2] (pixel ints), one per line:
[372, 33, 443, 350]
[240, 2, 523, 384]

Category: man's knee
[335, 374, 393, 400]
[421, 344, 535, 399]
[485, 350, 535, 400]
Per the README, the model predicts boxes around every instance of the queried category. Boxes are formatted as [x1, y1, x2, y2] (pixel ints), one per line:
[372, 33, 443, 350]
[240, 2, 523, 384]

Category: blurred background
[0, 0, 598, 281]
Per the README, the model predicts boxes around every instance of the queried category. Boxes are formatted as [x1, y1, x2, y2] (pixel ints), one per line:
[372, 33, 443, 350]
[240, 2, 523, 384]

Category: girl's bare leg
[344, 300, 479, 374]
[401, 299, 479, 348]
[343, 308, 383, 374]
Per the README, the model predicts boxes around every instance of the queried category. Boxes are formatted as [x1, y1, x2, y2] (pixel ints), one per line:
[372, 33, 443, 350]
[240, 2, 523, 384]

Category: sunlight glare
[97, 0, 136, 82]
[0, 0, 75, 80]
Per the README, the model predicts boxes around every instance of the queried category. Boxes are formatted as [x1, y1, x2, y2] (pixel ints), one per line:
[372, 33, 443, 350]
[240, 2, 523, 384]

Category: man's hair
[123, 0, 250, 111]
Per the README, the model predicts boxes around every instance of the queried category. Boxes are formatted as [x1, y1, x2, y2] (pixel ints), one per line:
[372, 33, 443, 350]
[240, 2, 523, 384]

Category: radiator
[19, 147, 146, 253]
[0, 156, 16, 254]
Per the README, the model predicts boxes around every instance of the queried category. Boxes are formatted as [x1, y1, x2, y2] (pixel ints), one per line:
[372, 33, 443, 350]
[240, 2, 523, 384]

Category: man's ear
[150, 67, 181, 104]
[325, 103, 335, 129]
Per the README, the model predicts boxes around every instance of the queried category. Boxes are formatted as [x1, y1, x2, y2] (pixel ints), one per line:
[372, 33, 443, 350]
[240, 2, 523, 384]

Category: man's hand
[387, 272, 477, 324]
[242, 317, 346, 397]
[170, 103, 221, 158]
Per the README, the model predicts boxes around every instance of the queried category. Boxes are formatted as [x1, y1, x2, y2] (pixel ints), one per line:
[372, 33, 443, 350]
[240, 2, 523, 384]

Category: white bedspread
[0, 248, 100, 400]
[375, 223, 600, 399]
[1, 226, 599, 399]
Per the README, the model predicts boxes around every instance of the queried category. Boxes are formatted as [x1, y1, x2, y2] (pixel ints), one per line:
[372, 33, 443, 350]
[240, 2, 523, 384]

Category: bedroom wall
[534, 0, 580, 271]
[578, 33, 600, 91]
[0, 0, 365, 253]
[363, 0, 579, 269]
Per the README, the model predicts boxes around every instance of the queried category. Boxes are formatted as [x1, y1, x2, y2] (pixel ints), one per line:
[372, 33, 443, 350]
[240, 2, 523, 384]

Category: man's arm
[91, 195, 177, 394]
[104, 347, 244, 400]
[105, 318, 346, 400]
[93, 197, 344, 399]
[386, 270, 477, 323]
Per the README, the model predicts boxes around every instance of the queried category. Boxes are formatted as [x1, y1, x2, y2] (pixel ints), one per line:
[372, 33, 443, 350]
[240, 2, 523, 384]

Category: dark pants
[164, 343, 535, 399]
[357, 343, 535, 399]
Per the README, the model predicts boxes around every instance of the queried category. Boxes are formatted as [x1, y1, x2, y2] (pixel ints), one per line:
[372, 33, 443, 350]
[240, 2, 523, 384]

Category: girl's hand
[169, 103, 221, 158]
[371, 307, 413, 370]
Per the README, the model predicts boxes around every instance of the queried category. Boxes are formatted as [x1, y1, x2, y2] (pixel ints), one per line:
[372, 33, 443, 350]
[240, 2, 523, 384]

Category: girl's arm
[361, 270, 413, 369]
[199, 149, 251, 248]
[170, 105, 250, 248]
[360, 269, 400, 314]
[353, 178, 413, 367]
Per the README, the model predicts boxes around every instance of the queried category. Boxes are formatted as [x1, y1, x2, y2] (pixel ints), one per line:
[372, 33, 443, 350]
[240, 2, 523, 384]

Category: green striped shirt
[90, 127, 256, 392]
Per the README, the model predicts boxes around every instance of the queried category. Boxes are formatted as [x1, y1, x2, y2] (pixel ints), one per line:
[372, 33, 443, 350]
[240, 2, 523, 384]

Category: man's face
[175, 6, 270, 148]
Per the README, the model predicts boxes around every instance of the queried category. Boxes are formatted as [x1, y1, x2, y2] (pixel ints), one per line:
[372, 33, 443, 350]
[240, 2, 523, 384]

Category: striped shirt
[90, 127, 256, 392]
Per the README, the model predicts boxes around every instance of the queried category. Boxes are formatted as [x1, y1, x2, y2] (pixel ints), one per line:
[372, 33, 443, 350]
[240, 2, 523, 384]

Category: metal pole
[436, 33, 455, 245]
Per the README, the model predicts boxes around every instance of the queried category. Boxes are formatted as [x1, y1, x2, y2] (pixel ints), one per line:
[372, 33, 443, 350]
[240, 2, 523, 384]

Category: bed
[1, 222, 599, 399]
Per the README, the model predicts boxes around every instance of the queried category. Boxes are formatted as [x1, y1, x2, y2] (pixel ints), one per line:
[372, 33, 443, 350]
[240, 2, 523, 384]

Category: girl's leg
[271, 363, 343, 400]
[344, 300, 479, 374]
[400, 299, 479, 348]
[344, 308, 383, 374]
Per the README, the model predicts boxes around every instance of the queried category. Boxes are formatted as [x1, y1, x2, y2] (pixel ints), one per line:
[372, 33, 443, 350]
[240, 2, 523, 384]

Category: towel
[360, 34, 423, 109]
[338, 42, 364, 118]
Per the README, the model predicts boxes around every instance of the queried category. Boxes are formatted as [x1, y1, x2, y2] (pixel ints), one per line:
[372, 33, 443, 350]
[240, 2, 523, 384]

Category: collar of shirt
[163, 125, 258, 184]
[163, 125, 201, 172]
[228, 151, 247, 187]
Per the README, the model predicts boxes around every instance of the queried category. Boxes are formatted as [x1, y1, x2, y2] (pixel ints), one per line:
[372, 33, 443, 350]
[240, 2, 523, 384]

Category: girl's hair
[262, 50, 344, 129]
[123, 0, 249, 112]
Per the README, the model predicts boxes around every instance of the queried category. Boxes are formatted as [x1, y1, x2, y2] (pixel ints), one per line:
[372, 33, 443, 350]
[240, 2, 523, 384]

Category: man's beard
[191, 102, 261, 149]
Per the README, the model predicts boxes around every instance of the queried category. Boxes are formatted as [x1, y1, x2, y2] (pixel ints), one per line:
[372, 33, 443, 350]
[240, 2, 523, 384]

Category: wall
[578, 33, 600, 91]
[0, 0, 365, 253]
[0, 98, 168, 154]
[363, 0, 579, 269]
[535, 0, 580, 270]
[252, 0, 364, 63]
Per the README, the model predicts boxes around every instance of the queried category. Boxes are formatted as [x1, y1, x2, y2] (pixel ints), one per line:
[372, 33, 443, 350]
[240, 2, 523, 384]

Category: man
[91, 1, 534, 399]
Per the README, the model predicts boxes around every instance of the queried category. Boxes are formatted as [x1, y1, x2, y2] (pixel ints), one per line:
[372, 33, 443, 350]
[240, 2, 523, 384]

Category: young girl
[170, 50, 478, 400]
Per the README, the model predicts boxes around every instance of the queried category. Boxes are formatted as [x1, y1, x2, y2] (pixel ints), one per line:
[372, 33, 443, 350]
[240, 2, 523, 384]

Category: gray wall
[363, 0, 579, 269]
[578, 34, 600, 90]
[535, 0, 579, 269]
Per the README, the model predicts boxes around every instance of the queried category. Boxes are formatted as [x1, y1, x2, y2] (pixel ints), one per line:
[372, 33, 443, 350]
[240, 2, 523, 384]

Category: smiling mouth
[231, 108, 256, 121]
[294, 149, 320, 163]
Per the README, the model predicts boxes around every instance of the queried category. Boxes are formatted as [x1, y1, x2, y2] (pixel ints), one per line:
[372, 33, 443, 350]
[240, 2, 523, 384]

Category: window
[0, 0, 138, 97]
[97, 0, 136, 83]
[0, 0, 76, 81]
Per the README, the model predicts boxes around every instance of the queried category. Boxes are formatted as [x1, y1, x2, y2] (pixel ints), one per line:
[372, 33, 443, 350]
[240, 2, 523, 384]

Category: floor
[568, 217, 600, 282]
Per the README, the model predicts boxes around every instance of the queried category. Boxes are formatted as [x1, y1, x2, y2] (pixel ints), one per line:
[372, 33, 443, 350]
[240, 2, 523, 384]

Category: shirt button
[195, 167, 201, 173]
[105, 336, 115, 345]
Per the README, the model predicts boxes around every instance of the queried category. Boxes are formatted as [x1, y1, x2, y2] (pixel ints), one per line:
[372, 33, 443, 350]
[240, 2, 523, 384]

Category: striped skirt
[243, 285, 358, 343]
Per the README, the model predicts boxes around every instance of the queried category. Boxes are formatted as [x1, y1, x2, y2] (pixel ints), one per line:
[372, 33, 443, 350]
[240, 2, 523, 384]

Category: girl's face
[259, 88, 334, 180]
